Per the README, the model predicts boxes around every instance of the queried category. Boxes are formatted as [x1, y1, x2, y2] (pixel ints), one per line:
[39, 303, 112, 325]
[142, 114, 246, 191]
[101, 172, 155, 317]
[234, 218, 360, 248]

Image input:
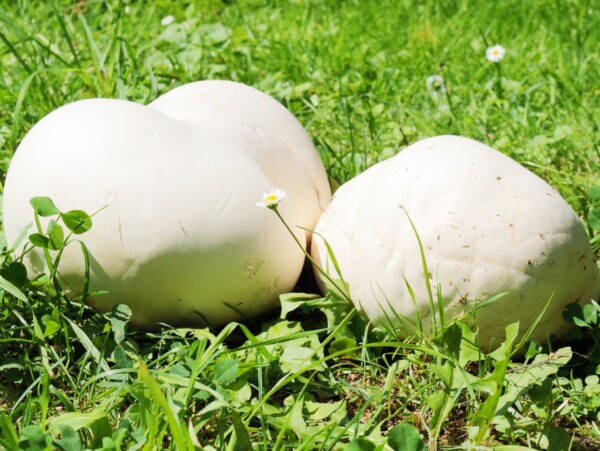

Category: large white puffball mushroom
[3, 80, 331, 327]
[312, 135, 600, 348]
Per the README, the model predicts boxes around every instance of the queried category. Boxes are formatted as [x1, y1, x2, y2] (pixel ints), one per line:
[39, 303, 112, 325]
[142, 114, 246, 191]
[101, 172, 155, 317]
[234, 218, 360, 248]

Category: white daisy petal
[486, 44, 506, 63]
[257, 188, 287, 209]
[426, 74, 445, 92]
[161, 15, 175, 26]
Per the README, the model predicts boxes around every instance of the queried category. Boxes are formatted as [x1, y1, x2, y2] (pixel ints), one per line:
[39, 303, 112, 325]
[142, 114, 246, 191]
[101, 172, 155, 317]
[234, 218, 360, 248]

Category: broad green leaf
[563, 303, 583, 324]
[54, 424, 83, 451]
[110, 304, 132, 344]
[346, 438, 376, 451]
[472, 390, 503, 437]
[48, 410, 110, 432]
[43, 319, 61, 337]
[585, 375, 599, 387]
[488, 321, 519, 361]
[214, 358, 238, 385]
[439, 322, 462, 360]
[582, 303, 598, 325]
[49, 411, 111, 449]
[457, 321, 482, 365]
[30, 196, 59, 217]
[329, 337, 357, 356]
[29, 232, 50, 248]
[264, 320, 304, 340]
[0, 261, 28, 288]
[19, 425, 52, 451]
[387, 423, 427, 451]
[425, 390, 445, 427]
[47, 220, 64, 250]
[279, 395, 308, 439]
[528, 377, 553, 404]
[563, 303, 592, 328]
[224, 382, 252, 404]
[539, 426, 571, 451]
[588, 207, 600, 231]
[113, 344, 133, 369]
[279, 292, 322, 318]
[61, 209, 92, 234]
[305, 292, 355, 338]
[321, 276, 351, 303]
[471, 322, 522, 443]
[523, 341, 540, 360]
[551, 124, 572, 142]
[280, 344, 314, 374]
[304, 399, 346, 421]
[494, 347, 572, 419]
[198, 23, 232, 44]
[430, 362, 453, 387]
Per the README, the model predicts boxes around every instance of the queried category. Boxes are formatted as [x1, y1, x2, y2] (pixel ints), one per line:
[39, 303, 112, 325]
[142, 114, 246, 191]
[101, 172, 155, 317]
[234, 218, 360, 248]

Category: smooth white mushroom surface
[3, 80, 331, 327]
[312, 135, 600, 348]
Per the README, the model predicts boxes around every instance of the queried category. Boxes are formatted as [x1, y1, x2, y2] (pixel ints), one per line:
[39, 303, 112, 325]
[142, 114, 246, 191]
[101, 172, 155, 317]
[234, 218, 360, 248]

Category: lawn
[0, 0, 599, 449]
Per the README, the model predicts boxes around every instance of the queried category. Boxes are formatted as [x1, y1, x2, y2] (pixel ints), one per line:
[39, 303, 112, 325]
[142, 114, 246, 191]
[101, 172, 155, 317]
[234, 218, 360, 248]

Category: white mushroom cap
[3, 81, 331, 327]
[312, 135, 600, 348]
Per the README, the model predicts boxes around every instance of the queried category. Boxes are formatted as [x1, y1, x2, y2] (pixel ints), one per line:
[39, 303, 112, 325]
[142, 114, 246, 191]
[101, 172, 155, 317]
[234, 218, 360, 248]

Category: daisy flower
[486, 44, 506, 63]
[426, 74, 447, 102]
[161, 15, 175, 26]
[426, 74, 446, 93]
[256, 188, 287, 209]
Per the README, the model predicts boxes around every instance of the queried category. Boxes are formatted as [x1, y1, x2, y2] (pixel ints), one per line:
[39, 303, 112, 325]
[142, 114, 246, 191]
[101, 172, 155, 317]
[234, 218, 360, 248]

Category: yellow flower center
[265, 195, 278, 202]
[492, 50, 499, 55]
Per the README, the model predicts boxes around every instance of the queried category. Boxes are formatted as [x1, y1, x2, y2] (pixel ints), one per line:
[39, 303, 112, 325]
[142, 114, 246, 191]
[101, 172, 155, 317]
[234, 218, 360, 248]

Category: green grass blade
[0, 413, 20, 449]
[61, 314, 111, 373]
[137, 358, 193, 451]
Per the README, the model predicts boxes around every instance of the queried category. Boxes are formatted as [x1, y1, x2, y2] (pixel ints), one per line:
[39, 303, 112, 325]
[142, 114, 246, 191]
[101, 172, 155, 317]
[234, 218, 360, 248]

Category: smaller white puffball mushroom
[311, 135, 600, 349]
[3, 81, 331, 328]
[149, 80, 331, 239]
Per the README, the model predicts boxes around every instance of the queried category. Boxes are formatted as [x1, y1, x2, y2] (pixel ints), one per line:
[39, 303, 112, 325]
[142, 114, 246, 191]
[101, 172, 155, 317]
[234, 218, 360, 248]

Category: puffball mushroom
[312, 135, 600, 348]
[3, 80, 331, 327]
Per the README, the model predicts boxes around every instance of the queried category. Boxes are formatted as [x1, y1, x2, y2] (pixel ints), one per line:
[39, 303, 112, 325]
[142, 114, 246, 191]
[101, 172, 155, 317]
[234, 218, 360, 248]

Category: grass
[0, 0, 599, 449]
